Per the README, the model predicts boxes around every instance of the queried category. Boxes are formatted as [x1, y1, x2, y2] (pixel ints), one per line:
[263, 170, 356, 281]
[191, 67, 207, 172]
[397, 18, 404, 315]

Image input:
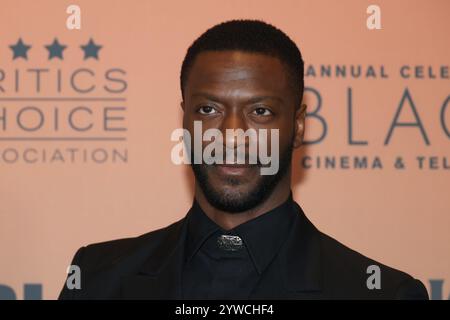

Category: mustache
[193, 146, 263, 166]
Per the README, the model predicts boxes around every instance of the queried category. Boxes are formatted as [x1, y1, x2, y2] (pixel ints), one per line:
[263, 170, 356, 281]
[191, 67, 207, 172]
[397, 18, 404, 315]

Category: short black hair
[180, 19, 304, 104]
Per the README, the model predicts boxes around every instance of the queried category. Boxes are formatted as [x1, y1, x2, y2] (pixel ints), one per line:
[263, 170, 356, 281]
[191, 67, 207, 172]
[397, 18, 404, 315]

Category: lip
[214, 164, 255, 176]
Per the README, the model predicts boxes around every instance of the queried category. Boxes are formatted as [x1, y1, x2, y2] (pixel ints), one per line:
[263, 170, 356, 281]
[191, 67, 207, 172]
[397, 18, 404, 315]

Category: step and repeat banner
[0, 0, 448, 299]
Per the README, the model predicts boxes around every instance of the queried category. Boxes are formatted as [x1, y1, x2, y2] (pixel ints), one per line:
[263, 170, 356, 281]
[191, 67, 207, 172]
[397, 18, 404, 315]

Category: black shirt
[182, 193, 297, 299]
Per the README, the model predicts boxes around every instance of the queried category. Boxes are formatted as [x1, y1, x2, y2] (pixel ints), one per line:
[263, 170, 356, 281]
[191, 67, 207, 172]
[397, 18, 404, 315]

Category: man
[59, 20, 428, 299]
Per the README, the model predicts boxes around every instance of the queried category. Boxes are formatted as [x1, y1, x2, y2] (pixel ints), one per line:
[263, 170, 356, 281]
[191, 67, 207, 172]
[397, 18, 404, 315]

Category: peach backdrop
[0, 0, 448, 299]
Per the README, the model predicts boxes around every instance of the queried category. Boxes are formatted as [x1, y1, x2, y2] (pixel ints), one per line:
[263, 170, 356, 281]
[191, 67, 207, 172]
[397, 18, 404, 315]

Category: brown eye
[198, 105, 217, 115]
[253, 107, 272, 116]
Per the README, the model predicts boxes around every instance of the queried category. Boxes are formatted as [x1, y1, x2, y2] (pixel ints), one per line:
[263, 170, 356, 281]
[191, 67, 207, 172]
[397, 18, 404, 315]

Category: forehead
[184, 51, 291, 100]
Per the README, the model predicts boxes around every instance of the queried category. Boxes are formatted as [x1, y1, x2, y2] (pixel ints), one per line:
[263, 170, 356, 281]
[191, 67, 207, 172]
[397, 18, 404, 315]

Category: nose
[220, 109, 248, 149]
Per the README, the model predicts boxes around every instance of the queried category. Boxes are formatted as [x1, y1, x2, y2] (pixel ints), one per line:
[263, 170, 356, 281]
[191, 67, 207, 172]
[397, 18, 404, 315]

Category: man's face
[182, 51, 304, 213]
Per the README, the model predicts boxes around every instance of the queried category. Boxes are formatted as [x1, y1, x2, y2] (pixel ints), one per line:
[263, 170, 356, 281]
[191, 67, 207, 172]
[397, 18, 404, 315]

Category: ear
[180, 100, 185, 112]
[293, 103, 307, 148]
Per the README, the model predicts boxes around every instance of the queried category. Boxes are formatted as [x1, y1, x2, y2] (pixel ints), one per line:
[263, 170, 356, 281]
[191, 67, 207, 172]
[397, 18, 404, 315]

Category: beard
[191, 141, 293, 213]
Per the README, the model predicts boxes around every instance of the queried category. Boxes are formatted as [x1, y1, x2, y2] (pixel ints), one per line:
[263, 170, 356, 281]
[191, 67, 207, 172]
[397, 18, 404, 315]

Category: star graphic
[45, 38, 67, 60]
[9, 38, 31, 60]
[80, 38, 102, 60]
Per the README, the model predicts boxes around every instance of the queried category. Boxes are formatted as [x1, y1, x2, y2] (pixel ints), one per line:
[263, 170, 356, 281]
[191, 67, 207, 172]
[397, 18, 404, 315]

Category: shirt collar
[185, 192, 297, 275]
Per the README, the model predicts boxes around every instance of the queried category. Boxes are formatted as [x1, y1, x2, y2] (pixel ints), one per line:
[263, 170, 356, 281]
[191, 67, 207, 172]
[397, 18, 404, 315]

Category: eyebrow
[191, 92, 284, 104]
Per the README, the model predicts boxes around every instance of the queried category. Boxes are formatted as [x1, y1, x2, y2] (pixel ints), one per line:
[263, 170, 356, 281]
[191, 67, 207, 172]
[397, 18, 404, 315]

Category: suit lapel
[250, 202, 323, 298]
[119, 201, 323, 299]
[120, 212, 190, 299]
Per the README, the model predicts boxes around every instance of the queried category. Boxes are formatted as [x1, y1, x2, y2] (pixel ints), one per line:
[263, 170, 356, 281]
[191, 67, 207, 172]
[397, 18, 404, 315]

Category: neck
[194, 173, 292, 231]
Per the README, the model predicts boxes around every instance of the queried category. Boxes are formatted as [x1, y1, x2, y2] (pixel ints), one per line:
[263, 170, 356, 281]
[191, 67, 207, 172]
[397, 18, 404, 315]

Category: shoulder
[58, 217, 185, 299]
[69, 217, 184, 273]
[317, 231, 428, 299]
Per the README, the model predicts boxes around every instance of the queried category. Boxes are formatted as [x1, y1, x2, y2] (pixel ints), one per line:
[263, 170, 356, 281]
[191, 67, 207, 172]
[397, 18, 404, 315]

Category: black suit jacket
[59, 202, 428, 299]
